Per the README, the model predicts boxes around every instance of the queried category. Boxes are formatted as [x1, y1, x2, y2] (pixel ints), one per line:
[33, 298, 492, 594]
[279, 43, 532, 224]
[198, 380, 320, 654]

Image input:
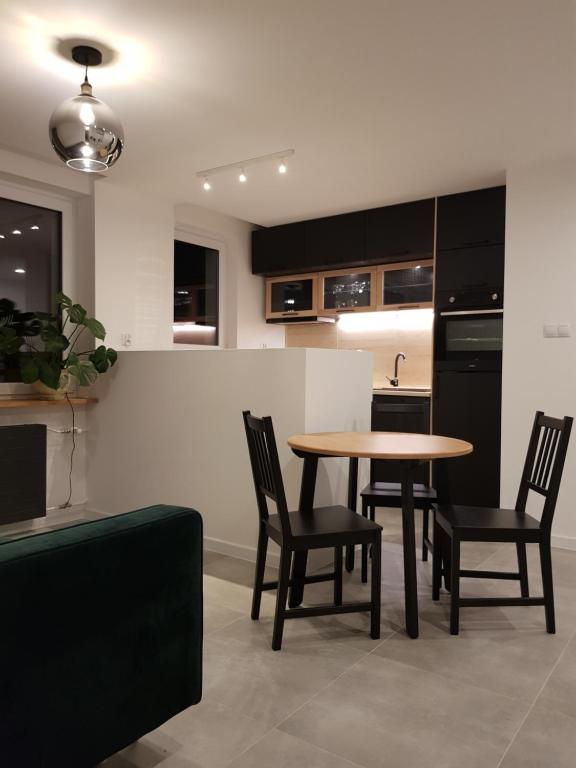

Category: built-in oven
[434, 308, 503, 371]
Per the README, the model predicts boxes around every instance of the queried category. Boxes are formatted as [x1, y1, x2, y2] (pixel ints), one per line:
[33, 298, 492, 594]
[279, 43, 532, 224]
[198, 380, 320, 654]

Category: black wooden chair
[243, 411, 382, 651]
[433, 411, 573, 635]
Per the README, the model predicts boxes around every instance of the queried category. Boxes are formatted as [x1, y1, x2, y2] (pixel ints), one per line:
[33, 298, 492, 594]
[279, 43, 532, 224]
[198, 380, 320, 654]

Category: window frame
[0, 179, 74, 395]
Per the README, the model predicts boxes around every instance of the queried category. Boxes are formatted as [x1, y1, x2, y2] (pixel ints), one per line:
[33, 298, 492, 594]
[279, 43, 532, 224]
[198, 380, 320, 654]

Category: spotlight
[202, 177, 211, 191]
[14, 268, 26, 274]
[278, 159, 287, 174]
[0, 235, 5, 239]
[30, 225, 40, 230]
[12, 229, 22, 235]
[238, 170, 247, 183]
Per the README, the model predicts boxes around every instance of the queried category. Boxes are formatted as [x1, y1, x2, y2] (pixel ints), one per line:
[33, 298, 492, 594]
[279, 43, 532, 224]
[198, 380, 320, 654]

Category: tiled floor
[103, 509, 576, 768]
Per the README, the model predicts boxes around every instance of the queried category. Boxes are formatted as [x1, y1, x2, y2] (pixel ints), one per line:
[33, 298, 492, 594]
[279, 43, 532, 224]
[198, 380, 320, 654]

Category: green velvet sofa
[0, 504, 203, 767]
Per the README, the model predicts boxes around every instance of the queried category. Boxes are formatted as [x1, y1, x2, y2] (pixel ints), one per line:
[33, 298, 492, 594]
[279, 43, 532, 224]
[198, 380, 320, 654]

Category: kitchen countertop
[373, 388, 431, 397]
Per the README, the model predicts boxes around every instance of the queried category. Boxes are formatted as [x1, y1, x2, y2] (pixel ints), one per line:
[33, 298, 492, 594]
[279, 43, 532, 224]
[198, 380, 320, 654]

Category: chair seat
[436, 504, 541, 536]
[361, 481, 437, 506]
[267, 505, 381, 547]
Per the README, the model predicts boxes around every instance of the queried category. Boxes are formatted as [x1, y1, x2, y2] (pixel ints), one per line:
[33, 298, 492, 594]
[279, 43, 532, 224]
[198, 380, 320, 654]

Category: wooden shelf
[0, 397, 98, 409]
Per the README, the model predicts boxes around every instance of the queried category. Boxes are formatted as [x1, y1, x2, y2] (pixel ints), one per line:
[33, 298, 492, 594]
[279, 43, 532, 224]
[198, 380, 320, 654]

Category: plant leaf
[106, 347, 118, 366]
[89, 345, 109, 373]
[68, 304, 87, 324]
[39, 359, 61, 390]
[20, 356, 39, 383]
[83, 317, 106, 340]
[55, 292, 72, 309]
[40, 326, 69, 353]
[67, 360, 98, 386]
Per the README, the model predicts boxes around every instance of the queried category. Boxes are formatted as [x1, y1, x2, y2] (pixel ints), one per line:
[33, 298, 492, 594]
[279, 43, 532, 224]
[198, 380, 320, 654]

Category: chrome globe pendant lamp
[49, 45, 124, 173]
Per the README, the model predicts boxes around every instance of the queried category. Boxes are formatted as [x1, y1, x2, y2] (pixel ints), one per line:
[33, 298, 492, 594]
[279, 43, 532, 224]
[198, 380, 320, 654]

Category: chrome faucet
[387, 352, 406, 387]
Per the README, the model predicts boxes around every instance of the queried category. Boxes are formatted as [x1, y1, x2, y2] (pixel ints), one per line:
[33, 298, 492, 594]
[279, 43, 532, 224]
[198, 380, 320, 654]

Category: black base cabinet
[432, 371, 502, 507]
[372, 395, 430, 485]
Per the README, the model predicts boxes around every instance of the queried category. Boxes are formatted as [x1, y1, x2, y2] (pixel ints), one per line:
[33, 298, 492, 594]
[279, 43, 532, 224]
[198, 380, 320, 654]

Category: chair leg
[370, 533, 381, 639]
[272, 548, 292, 651]
[450, 539, 461, 635]
[441, 526, 452, 592]
[516, 542, 530, 598]
[334, 546, 343, 606]
[432, 520, 442, 601]
[251, 527, 268, 620]
[539, 539, 556, 634]
[422, 507, 429, 562]
[361, 499, 369, 584]
[369, 505, 375, 522]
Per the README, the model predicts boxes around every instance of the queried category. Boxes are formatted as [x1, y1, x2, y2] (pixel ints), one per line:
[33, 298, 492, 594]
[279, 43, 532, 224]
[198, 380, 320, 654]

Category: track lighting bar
[196, 149, 295, 179]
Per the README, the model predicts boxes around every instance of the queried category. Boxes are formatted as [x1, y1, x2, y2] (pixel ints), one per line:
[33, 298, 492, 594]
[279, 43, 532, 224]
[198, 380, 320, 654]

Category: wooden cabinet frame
[318, 266, 378, 315]
[265, 273, 319, 320]
[377, 259, 434, 311]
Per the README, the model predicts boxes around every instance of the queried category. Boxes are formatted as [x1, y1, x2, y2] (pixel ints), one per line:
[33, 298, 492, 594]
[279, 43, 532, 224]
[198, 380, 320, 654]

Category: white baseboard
[204, 535, 335, 570]
[551, 534, 576, 551]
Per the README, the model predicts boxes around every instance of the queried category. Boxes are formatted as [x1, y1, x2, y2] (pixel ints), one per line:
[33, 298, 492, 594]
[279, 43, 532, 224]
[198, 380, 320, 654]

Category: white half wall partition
[502, 156, 576, 549]
[86, 348, 373, 563]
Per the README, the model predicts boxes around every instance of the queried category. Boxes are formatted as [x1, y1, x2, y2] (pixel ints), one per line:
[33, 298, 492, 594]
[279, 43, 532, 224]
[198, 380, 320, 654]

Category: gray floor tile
[153, 699, 271, 768]
[279, 654, 529, 768]
[228, 729, 364, 768]
[537, 631, 576, 720]
[373, 614, 571, 702]
[202, 618, 373, 726]
[499, 702, 576, 767]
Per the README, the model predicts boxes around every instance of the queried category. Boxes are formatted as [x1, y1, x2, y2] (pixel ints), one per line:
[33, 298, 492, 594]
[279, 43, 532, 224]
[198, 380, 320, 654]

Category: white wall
[502, 156, 576, 548]
[175, 203, 284, 349]
[86, 348, 371, 563]
[93, 179, 174, 350]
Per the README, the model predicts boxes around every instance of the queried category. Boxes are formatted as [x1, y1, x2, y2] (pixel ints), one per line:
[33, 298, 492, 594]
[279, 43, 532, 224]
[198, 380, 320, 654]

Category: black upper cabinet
[366, 199, 435, 264]
[252, 222, 306, 276]
[437, 186, 506, 251]
[305, 211, 366, 270]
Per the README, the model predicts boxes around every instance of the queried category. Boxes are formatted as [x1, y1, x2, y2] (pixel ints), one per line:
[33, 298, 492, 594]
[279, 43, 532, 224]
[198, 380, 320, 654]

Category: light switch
[543, 323, 558, 338]
[558, 323, 572, 338]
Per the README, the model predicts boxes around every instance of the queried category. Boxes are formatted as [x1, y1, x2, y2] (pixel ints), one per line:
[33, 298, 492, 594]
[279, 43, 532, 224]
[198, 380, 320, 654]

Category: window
[0, 196, 61, 382]
[173, 240, 219, 346]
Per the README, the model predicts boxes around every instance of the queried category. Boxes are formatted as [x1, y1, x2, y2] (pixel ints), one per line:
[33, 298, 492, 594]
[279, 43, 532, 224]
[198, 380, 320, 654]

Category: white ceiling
[0, 0, 574, 226]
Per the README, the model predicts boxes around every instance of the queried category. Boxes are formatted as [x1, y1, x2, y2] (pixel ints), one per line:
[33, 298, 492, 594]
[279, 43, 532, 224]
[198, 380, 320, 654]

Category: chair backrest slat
[242, 411, 292, 537]
[515, 410, 573, 532]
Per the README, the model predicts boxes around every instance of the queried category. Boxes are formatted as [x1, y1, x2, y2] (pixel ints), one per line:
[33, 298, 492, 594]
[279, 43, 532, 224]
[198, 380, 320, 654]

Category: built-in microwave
[434, 309, 503, 371]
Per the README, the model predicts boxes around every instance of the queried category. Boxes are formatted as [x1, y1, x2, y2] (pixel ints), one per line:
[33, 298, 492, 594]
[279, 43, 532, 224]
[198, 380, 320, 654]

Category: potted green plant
[18, 293, 117, 398]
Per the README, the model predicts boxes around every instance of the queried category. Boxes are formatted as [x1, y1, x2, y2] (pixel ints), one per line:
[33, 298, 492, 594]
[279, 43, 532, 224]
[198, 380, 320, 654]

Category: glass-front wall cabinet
[378, 260, 433, 310]
[320, 268, 376, 313]
[265, 274, 318, 320]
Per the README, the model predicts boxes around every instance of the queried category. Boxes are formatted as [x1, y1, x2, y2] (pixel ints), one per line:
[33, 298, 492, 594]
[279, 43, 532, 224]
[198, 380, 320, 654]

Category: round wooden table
[287, 431, 473, 638]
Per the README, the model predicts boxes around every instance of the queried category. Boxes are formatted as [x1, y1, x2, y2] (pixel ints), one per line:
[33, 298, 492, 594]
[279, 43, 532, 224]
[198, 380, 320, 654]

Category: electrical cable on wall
[60, 393, 76, 509]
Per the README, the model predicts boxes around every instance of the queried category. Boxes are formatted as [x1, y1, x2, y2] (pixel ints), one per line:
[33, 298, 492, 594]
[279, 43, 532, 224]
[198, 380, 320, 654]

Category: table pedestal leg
[401, 462, 419, 638]
[289, 454, 318, 608]
[345, 457, 359, 572]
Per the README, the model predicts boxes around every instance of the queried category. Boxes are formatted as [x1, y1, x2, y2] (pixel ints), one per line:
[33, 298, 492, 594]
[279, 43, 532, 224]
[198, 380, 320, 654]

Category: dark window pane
[0, 197, 61, 383]
[174, 240, 219, 346]
[324, 272, 371, 309]
[271, 279, 313, 312]
[383, 265, 433, 305]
